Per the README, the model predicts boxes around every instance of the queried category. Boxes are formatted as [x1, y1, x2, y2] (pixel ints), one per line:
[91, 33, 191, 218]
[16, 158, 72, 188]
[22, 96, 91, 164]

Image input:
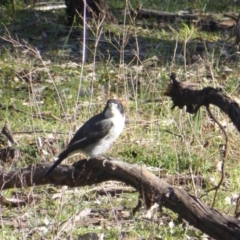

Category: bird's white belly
[85, 138, 113, 157]
[85, 115, 125, 157]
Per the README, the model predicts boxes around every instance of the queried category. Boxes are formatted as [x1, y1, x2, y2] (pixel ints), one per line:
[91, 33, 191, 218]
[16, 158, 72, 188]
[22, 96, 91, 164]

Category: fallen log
[1, 158, 240, 240]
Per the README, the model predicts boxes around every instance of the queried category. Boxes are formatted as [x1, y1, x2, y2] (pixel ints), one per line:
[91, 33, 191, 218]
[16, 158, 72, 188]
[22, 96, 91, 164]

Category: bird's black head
[104, 99, 124, 116]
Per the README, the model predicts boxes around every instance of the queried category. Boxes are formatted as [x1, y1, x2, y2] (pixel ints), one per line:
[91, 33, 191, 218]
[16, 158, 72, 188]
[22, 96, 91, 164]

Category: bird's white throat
[105, 105, 125, 140]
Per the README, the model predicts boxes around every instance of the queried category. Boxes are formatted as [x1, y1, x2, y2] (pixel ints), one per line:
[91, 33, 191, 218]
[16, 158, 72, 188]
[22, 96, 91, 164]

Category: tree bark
[1, 158, 240, 240]
[165, 73, 240, 132]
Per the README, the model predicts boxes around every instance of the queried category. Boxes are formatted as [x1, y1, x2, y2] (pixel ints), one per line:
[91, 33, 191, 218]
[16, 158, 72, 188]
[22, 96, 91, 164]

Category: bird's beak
[108, 103, 114, 109]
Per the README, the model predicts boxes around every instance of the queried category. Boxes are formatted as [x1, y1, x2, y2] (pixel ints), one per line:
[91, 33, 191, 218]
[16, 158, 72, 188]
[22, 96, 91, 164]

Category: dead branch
[205, 105, 228, 208]
[0, 158, 240, 240]
[2, 122, 15, 144]
[165, 73, 240, 132]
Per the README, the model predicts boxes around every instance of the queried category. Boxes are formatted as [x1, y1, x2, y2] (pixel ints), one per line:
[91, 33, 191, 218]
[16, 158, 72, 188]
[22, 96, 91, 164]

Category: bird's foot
[96, 154, 113, 166]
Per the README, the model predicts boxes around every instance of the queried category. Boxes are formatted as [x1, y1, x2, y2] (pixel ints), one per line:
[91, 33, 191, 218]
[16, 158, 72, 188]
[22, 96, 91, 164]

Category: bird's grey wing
[44, 117, 112, 178]
[68, 118, 113, 148]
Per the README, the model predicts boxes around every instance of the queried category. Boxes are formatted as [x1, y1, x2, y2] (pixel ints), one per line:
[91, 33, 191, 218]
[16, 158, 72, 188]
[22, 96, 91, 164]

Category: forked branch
[165, 73, 235, 208]
[165, 73, 240, 132]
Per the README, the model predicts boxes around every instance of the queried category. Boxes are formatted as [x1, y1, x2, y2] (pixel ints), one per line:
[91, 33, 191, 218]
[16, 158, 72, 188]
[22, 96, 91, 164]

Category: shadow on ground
[0, 7, 216, 66]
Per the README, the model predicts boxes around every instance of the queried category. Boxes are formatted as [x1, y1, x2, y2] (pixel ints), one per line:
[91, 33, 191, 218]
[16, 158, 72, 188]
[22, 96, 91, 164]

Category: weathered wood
[1, 158, 240, 240]
[165, 73, 240, 132]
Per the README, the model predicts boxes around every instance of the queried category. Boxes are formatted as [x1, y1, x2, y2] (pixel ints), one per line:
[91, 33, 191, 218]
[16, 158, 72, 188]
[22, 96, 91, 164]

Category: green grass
[1, 0, 240, 239]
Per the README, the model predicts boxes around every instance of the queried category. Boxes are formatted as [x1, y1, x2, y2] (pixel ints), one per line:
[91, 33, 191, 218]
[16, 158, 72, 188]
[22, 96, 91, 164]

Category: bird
[44, 99, 125, 178]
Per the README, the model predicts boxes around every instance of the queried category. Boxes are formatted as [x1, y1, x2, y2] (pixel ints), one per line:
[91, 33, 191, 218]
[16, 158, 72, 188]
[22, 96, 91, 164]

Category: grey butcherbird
[44, 99, 125, 178]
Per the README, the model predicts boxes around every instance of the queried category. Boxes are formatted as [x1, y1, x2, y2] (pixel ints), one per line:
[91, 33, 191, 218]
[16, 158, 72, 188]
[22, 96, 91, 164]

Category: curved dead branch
[0, 158, 240, 240]
[165, 73, 240, 132]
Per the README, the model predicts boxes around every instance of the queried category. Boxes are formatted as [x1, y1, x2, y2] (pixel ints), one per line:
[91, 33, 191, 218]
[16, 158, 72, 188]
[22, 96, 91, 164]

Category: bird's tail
[44, 151, 68, 178]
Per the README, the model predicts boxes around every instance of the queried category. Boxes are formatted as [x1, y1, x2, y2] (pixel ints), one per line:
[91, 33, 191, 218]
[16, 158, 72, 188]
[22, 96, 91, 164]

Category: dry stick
[12, 131, 67, 135]
[1, 122, 15, 144]
[164, 129, 183, 140]
[183, 26, 193, 74]
[91, 15, 105, 100]
[170, 34, 179, 70]
[73, 1, 87, 124]
[202, 106, 228, 208]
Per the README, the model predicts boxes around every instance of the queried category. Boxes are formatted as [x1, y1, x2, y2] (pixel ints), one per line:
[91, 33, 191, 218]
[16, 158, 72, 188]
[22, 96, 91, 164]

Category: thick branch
[165, 73, 240, 132]
[1, 158, 240, 240]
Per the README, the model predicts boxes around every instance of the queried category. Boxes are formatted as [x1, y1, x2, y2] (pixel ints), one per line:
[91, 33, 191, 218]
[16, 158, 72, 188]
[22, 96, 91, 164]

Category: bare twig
[1, 122, 15, 145]
[203, 106, 228, 207]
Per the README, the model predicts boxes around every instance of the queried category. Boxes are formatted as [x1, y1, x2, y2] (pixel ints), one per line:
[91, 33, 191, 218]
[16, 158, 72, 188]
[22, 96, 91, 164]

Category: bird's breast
[86, 115, 125, 157]
[107, 115, 125, 139]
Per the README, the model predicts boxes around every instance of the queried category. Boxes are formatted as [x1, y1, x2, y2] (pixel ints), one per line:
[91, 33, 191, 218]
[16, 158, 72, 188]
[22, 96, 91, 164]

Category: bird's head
[104, 99, 124, 118]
